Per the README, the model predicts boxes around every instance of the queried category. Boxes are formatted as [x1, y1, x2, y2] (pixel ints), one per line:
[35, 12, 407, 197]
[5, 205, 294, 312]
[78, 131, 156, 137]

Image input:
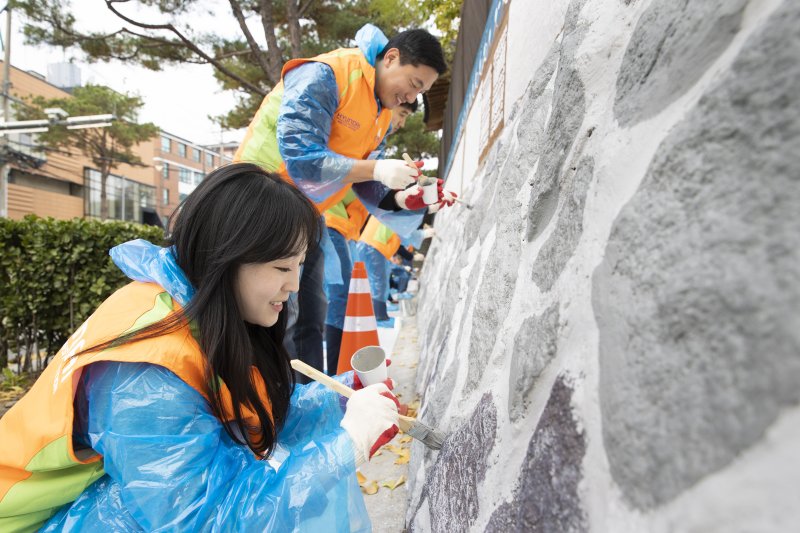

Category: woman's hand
[340, 383, 400, 465]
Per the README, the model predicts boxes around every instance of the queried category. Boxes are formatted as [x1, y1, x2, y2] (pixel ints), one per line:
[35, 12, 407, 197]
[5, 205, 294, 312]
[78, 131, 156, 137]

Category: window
[193, 171, 204, 186]
[178, 143, 186, 158]
[205, 152, 214, 167]
[179, 167, 191, 184]
[84, 168, 155, 222]
[162, 188, 169, 206]
[161, 136, 171, 153]
[192, 147, 201, 162]
[162, 162, 169, 179]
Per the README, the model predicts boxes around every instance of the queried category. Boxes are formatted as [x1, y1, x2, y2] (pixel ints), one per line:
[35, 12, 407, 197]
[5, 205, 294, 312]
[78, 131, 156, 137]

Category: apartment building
[1, 61, 230, 227]
[154, 133, 230, 226]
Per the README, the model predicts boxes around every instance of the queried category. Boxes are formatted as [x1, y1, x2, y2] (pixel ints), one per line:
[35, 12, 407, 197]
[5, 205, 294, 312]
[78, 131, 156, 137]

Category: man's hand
[428, 189, 458, 213]
[395, 185, 427, 210]
[374, 159, 422, 190]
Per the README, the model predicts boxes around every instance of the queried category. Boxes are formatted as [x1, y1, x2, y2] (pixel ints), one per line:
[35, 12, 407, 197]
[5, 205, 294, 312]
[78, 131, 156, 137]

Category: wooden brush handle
[291, 359, 353, 398]
[290, 359, 414, 430]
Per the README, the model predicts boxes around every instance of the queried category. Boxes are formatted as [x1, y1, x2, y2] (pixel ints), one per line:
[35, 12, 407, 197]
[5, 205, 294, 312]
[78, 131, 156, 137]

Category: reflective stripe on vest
[235, 48, 392, 213]
[359, 217, 401, 260]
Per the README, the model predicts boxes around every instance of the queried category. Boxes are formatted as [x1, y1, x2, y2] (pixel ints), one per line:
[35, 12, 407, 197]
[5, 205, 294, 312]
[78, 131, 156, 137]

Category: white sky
[8, 1, 256, 146]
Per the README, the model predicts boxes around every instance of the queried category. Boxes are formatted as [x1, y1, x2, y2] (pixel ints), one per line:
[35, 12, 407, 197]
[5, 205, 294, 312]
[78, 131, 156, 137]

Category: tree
[13, 0, 426, 129]
[14, 84, 159, 219]
[419, 0, 463, 62]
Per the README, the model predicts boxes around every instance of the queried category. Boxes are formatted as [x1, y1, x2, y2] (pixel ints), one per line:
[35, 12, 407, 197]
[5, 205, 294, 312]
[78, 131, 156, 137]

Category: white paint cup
[419, 177, 439, 205]
[351, 345, 388, 387]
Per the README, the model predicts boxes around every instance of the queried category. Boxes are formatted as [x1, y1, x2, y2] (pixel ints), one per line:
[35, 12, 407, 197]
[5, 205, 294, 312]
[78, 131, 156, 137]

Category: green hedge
[0, 215, 164, 371]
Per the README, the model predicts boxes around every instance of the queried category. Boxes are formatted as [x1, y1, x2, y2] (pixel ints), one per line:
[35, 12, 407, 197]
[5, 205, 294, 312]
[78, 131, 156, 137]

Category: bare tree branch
[286, 0, 302, 58]
[299, 0, 315, 18]
[258, 0, 285, 82]
[228, 0, 275, 82]
[104, 0, 267, 95]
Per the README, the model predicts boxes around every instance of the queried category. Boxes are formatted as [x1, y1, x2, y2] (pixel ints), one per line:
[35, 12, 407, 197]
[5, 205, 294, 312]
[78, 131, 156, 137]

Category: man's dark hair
[400, 98, 419, 113]
[378, 29, 447, 75]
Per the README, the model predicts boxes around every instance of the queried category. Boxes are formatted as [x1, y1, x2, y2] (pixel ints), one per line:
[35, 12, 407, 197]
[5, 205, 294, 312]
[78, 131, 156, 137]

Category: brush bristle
[406, 420, 446, 450]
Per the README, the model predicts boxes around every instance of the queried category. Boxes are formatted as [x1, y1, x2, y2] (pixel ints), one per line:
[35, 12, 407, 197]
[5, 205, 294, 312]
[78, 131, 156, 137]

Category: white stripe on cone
[348, 278, 371, 294]
[343, 315, 377, 332]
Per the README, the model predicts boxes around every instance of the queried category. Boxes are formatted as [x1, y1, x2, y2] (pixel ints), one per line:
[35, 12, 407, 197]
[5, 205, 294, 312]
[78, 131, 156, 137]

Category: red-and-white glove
[428, 187, 458, 213]
[395, 185, 427, 210]
[340, 383, 400, 464]
[374, 159, 423, 190]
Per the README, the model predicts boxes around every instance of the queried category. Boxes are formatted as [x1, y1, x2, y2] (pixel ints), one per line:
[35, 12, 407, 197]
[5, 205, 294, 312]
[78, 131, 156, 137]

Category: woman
[0, 163, 400, 532]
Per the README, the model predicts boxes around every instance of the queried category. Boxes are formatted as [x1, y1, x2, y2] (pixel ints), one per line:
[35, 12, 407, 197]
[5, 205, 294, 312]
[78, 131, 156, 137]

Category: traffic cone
[336, 261, 380, 374]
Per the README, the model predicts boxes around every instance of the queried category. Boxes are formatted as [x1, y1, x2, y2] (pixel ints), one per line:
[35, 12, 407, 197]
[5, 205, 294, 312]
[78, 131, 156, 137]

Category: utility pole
[0, 3, 11, 218]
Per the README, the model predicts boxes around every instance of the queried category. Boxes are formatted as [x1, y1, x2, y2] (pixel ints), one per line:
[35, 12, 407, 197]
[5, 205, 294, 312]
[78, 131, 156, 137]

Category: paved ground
[361, 309, 421, 533]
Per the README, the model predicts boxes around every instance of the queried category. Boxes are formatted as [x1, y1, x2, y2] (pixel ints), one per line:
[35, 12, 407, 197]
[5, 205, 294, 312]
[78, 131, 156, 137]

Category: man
[235, 24, 447, 378]
[324, 98, 433, 371]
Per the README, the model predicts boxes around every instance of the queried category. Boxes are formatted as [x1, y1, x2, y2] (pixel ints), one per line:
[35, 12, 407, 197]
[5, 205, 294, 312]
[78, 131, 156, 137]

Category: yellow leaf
[399, 436, 412, 444]
[361, 481, 379, 495]
[381, 475, 407, 490]
[372, 450, 382, 457]
[385, 445, 405, 455]
[356, 471, 367, 485]
[394, 453, 410, 465]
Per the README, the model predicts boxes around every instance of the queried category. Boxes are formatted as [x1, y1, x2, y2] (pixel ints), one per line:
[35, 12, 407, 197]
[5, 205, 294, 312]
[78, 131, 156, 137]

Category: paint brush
[402, 152, 473, 209]
[290, 359, 446, 450]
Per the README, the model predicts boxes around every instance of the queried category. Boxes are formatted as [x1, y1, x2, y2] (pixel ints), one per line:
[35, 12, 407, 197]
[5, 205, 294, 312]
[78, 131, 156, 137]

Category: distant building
[46, 62, 81, 92]
[154, 133, 232, 227]
[0, 61, 231, 227]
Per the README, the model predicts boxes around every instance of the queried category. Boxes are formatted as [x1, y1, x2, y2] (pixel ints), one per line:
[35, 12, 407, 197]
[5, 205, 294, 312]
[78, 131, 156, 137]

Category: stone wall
[407, 0, 800, 531]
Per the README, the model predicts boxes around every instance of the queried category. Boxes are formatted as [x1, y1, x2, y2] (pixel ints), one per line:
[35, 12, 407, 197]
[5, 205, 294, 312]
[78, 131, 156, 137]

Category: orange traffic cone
[336, 261, 380, 374]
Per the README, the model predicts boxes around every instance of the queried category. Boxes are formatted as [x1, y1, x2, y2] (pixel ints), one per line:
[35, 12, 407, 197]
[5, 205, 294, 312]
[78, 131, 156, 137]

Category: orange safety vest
[359, 216, 401, 260]
[235, 48, 392, 213]
[0, 282, 273, 532]
[325, 189, 369, 241]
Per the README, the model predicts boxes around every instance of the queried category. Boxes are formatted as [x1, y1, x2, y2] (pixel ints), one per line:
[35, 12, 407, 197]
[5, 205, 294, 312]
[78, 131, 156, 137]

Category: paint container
[400, 297, 417, 317]
[351, 345, 388, 386]
[419, 176, 439, 205]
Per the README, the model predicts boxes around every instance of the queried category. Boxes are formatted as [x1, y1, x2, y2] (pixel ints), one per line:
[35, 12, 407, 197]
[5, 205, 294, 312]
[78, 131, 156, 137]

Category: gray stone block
[614, 0, 747, 127]
[508, 304, 560, 421]
[594, 1, 800, 509]
[526, 66, 586, 243]
[409, 393, 498, 533]
[531, 157, 594, 291]
[464, 215, 523, 394]
[486, 377, 587, 532]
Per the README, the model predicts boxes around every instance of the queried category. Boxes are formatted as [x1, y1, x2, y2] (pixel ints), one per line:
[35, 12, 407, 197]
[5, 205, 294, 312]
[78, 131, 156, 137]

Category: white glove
[422, 228, 435, 239]
[413, 252, 424, 262]
[374, 159, 419, 190]
[340, 383, 400, 466]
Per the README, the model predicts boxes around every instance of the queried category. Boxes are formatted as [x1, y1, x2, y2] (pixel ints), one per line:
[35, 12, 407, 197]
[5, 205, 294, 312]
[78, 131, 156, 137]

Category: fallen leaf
[394, 451, 410, 465]
[361, 481, 379, 495]
[385, 445, 405, 455]
[381, 475, 406, 490]
[371, 450, 382, 457]
[356, 471, 367, 485]
[399, 436, 412, 444]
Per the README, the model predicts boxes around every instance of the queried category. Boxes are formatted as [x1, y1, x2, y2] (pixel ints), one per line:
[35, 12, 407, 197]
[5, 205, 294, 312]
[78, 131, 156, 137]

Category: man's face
[391, 107, 413, 132]
[376, 48, 438, 110]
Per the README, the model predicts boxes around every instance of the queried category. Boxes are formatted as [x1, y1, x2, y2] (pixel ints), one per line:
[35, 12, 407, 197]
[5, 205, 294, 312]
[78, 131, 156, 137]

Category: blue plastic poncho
[43, 240, 369, 532]
[277, 23, 426, 239]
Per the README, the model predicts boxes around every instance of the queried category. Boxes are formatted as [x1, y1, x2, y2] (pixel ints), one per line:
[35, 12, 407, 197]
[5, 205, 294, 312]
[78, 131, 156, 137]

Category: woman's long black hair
[77, 163, 322, 457]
